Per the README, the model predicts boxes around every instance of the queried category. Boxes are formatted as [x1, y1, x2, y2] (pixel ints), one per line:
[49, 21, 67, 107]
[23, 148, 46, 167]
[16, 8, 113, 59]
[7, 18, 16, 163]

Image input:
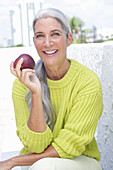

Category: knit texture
[12, 59, 103, 161]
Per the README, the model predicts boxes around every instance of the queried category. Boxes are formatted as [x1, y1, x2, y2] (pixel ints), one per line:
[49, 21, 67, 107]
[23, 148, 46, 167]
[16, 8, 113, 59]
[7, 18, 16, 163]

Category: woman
[0, 8, 103, 170]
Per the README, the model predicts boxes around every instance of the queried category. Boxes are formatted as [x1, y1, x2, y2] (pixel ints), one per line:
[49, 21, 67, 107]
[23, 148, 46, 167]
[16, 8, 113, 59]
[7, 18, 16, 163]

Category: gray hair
[26, 8, 71, 130]
[25, 59, 56, 130]
[33, 8, 71, 36]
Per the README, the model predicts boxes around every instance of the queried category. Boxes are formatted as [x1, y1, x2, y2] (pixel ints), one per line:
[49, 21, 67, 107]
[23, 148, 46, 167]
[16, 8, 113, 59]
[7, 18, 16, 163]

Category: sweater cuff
[24, 124, 53, 141]
[17, 124, 53, 153]
[52, 142, 74, 159]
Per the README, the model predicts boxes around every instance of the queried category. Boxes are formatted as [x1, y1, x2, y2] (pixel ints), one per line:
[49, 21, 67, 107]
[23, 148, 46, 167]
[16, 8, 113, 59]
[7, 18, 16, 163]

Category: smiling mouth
[43, 50, 58, 55]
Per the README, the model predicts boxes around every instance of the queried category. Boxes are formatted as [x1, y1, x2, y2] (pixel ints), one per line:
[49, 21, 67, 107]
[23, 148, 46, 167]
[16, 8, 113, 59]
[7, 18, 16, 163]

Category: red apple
[14, 54, 35, 70]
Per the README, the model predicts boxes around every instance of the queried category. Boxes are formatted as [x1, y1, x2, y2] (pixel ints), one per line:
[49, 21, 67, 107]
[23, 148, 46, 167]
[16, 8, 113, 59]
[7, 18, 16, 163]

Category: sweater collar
[47, 59, 78, 89]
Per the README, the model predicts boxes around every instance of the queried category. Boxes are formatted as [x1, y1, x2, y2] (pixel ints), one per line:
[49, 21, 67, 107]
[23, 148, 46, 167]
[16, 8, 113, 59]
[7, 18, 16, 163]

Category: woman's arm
[11, 59, 53, 153]
[11, 59, 47, 133]
[0, 145, 60, 169]
[27, 87, 46, 133]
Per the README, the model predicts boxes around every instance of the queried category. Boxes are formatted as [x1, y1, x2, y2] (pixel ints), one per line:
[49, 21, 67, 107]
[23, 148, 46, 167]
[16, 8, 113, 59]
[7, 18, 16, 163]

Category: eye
[35, 34, 44, 39]
[52, 32, 60, 36]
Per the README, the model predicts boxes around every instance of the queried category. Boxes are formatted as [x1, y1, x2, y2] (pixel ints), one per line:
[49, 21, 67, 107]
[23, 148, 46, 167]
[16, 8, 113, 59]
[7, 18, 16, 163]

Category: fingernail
[20, 58, 23, 61]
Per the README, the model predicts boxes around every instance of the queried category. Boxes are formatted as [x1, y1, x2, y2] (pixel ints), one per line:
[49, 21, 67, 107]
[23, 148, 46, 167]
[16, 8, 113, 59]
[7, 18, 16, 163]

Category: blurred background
[0, 0, 113, 165]
[0, 0, 113, 47]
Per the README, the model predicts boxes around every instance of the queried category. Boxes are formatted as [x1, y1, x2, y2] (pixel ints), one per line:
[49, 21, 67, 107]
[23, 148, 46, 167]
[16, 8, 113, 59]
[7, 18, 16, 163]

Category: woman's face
[33, 17, 72, 68]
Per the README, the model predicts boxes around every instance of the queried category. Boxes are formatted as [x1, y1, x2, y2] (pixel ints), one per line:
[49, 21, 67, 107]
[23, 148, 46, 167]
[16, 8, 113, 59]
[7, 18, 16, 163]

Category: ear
[67, 32, 72, 46]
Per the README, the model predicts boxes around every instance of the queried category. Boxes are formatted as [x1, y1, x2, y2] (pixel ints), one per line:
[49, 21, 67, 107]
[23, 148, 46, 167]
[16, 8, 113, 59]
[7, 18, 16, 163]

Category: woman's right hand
[10, 58, 42, 95]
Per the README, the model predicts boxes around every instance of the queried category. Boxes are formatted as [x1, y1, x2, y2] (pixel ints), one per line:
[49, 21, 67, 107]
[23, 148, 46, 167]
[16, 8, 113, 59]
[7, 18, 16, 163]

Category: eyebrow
[35, 29, 62, 35]
[35, 32, 43, 35]
[51, 29, 62, 33]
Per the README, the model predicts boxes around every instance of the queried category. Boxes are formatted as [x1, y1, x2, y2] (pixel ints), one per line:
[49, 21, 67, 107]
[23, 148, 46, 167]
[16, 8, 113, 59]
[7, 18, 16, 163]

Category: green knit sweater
[12, 59, 103, 161]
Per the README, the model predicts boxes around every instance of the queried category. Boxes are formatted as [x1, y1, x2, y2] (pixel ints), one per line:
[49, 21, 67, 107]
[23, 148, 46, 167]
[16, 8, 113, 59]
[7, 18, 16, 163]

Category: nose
[43, 36, 52, 47]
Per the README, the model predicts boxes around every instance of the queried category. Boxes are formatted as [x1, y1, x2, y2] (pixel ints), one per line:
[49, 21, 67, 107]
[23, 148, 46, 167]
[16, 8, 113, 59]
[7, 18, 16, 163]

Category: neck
[44, 59, 70, 80]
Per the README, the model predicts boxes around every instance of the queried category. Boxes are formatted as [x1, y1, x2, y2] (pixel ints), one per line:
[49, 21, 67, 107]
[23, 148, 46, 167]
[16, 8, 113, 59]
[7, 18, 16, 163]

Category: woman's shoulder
[70, 59, 102, 91]
[70, 59, 100, 80]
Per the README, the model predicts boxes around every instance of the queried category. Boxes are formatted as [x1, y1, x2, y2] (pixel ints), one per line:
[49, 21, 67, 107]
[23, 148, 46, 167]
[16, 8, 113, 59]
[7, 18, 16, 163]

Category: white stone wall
[97, 45, 113, 170]
[67, 43, 113, 170]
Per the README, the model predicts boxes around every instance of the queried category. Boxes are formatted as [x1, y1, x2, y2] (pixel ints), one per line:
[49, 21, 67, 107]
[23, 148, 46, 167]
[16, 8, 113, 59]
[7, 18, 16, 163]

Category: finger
[21, 69, 35, 81]
[21, 69, 35, 77]
[15, 58, 23, 77]
[21, 68, 35, 73]
[10, 61, 17, 76]
[21, 71, 35, 86]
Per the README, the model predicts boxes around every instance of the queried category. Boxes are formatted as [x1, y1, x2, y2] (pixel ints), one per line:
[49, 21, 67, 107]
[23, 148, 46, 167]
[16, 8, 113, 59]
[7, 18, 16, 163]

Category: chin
[44, 59, 59, 68]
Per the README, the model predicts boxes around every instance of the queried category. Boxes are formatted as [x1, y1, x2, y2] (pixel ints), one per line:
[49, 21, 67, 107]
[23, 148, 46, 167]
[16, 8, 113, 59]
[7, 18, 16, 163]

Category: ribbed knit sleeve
[52, 91, 103, 160]
[12, 78, 53, 153]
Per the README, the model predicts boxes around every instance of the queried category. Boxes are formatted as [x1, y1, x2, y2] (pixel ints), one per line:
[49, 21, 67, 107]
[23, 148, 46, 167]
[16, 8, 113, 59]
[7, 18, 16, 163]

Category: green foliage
[0, 44, 24, 48]
[106, 38, 113, 41]
[15, 44, 24, 47]
[67, 16, 86, 43]
[72, 38, 80, 44]
[9, 44, 24, 47]
[68, 16, 84, 33]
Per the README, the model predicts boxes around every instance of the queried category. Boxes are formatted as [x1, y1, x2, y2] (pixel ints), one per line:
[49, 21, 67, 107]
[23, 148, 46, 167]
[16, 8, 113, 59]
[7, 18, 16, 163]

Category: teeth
[44, 50, 57, 54]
